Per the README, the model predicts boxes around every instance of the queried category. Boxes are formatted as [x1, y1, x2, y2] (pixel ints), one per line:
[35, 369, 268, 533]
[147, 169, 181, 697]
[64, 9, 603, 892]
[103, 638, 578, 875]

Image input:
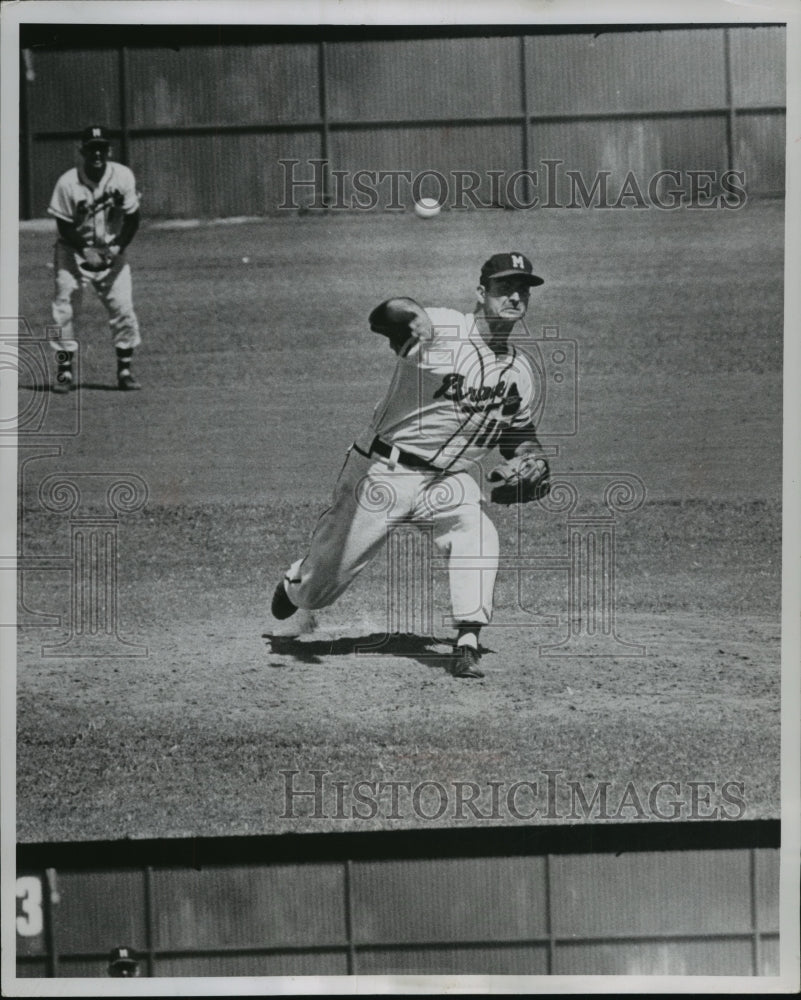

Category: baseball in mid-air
[413, 197, 442, 219]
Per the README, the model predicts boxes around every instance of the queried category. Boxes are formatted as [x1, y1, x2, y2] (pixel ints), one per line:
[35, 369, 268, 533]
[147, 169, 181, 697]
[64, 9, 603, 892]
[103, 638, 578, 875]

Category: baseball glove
[368, 297, 433, 355]
[487, 453, 550, 505]
[79, 246, 114, 272]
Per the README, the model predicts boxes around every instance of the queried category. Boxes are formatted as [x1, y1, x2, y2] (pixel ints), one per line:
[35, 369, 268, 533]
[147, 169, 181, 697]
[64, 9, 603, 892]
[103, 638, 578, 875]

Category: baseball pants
[283, 447, 500, 624]
[50, 241, 141, 354]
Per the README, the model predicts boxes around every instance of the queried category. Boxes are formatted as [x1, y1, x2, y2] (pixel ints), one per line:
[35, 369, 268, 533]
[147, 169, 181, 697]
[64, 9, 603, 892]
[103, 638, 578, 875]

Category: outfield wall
[16, 823, 781, 978]
[19, 24, 786, 218]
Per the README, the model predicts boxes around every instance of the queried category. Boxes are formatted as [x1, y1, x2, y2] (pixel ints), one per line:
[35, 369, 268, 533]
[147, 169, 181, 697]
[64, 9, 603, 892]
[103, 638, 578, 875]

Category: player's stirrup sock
[57, 350, 74, 374]
[455, 623, 481, 650]
[116, 347, 135, 378]
[54, 350, 75, 391]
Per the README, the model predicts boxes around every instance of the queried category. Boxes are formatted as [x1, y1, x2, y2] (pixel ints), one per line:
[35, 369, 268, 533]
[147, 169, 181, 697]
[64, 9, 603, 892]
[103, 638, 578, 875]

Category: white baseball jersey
[356, 307, 541, 473]
[48, 161, 139, 248]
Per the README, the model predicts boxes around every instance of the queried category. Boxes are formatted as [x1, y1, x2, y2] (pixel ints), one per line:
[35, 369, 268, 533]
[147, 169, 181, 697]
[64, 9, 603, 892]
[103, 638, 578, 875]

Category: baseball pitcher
[47, 125, 142, 392]
[272, 253, 551, 678]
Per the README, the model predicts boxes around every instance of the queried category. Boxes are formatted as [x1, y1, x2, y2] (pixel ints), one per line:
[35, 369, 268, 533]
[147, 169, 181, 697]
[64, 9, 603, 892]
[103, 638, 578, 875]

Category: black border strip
[20, 23, 787, 50]
[17, 819, 779, 871]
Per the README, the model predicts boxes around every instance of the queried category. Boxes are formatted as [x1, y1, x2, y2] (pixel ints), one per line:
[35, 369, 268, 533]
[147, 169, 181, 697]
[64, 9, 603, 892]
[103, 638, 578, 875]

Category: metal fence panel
[132, 131, 321, 217]
[329, 123, 522, 208]
[126, 44, 320, 127]
[326, 37, 521, 120]
[15, 960, 49, 978]
[44, 958, 113, 978]
[28, 138, 87, 219]
[550, 850, 754, 936]
[553, 938, 752, 976]
[755, 848, 781, 930]
[357, 945, 549, 975]
[528, 115, 730, 197]
[53, 870, 147, 952]
[19, 27, 787, 217]
[15, 845, 782, 977]
[350, 857, 548, 943]
[760, 936, 780, 976]
[734, 113, 786, 195]
[528, 29, 727, 115]
[729, 26, 786, 106]
[154, 952, 349, 976]
[152, 864, 346, 949]
[26, 48, 120, 132]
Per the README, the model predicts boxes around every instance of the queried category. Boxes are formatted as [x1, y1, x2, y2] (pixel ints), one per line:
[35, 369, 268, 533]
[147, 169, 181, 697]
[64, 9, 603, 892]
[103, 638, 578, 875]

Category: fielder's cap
[108, 946, 138, 968]
[80, 125, 111, 147]
[480, 252, 544, 287]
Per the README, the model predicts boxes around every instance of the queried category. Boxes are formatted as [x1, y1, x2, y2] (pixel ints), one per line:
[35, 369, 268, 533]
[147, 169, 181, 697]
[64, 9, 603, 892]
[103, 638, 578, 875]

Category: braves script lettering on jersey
[49, 163, 138, 247]
[353, 307, 538, 473]
[47, 125, 143, 392]
[271, 253, 550, 678]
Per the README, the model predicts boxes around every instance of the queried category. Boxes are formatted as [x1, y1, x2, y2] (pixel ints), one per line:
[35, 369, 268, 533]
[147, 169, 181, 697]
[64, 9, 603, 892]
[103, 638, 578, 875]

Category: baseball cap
[108, 946, 138, 970]
[80, 125, 111, 147]
[480, 252, 544, 287]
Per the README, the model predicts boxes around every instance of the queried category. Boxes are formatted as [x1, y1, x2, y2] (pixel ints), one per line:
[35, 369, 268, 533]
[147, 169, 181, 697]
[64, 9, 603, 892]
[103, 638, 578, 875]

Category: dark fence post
[118, 45, 130, 164]
[520, 34, 532, 207]
[20, 52, 33, 219]
[723, 27, 735, 176]
[318, 40, 331, 206]
[343, 859, 356, 974]
[144, 866, 156, 977]
[43, 868, 59, 978]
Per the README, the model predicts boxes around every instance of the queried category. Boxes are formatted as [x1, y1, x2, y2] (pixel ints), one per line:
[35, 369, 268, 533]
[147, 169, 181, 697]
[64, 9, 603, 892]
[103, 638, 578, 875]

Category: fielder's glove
[79, 246, 114, 272]
[368, 297, 433, 355]
[487, 453, 551, 505]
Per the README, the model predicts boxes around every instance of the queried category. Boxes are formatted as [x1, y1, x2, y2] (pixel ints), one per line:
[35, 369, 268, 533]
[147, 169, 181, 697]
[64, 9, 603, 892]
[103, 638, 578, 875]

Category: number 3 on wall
[16, 876, 44, 937]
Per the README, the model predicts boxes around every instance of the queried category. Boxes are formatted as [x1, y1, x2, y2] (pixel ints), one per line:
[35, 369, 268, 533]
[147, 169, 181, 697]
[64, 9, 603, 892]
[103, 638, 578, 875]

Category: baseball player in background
[106, 945, 141, 977]
[272, 253, 551, 679]
[47, 125, 143, 392]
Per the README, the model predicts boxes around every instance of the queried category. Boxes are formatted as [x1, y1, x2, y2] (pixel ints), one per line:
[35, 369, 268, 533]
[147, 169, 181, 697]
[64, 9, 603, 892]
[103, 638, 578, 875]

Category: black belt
[356, 436, 441, 472]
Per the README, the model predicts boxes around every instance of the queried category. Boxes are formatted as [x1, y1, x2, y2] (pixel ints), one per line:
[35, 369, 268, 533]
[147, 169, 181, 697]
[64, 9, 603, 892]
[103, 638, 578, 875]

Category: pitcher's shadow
[261, 631, 488, 673]
[20, 381, 124, 393]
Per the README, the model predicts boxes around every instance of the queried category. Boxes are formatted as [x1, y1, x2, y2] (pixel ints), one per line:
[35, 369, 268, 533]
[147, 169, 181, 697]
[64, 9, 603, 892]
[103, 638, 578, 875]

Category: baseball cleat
[117, 371, 142, 391]
[271, 580, 298, 620]
[449, 645, 484, 679]
[270, 609, 317, 638]
[52, 370, 73, 393]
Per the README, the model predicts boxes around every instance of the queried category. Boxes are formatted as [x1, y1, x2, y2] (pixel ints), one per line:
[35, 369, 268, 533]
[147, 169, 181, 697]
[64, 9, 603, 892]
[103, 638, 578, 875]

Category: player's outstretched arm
[368, 297, 433, 356]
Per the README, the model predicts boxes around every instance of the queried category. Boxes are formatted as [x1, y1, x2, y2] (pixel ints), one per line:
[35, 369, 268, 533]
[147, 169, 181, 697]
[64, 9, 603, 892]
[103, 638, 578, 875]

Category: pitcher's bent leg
[283, 455, 417, 611]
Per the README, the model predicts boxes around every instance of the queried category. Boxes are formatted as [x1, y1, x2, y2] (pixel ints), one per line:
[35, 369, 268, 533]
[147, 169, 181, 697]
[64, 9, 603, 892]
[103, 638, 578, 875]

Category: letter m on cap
[92, 128, 102, 138]
[511, 254, 525, 269]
